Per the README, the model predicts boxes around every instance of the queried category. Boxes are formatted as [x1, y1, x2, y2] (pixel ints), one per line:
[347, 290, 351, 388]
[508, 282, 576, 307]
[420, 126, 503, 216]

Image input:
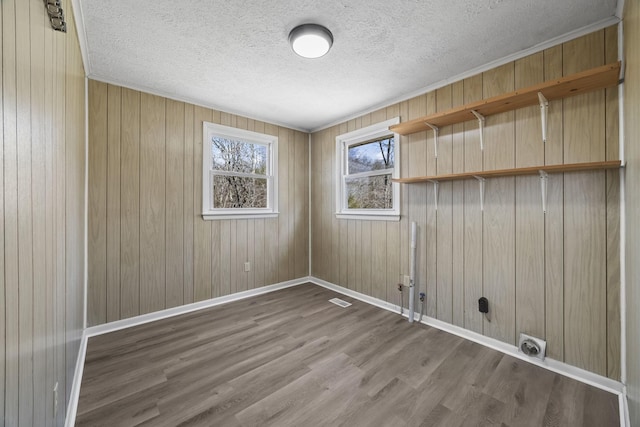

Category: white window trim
[335, 117, 400, 221]
[202, 122, 278, 220]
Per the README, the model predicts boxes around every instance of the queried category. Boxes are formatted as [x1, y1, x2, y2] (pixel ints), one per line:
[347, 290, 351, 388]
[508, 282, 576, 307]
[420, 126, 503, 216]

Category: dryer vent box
[518, 333, 546, 361]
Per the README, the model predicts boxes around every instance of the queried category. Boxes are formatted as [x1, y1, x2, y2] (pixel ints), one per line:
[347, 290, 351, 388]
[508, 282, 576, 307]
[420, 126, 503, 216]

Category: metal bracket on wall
[427, 180, 439, 211]
[471, 110, 485, 151]
[425, 122, 439, 158]
[539, 170, 548, 213]
[473, 176, 485, 211]
[538, 92, 549, 143]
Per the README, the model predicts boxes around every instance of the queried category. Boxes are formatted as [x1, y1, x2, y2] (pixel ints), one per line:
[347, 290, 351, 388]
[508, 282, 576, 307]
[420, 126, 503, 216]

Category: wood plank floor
[76, 284, 619, 426]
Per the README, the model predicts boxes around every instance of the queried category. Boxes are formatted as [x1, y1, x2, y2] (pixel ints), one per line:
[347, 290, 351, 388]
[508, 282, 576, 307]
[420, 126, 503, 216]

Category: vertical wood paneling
[54, 12, 67, 421]
[563, 30, 608, 376]
[347, 220, 356, 289]
[2, 0, 86, 422]
[220, 219, 231, 295]
[120, 88, 141, 319]
[605, 24, 621, 381]
[397, 104, 409, 297]
[247, 218, 255, 289]
[564, 173, 607, 375]
[482, 63, 516, 344]
[462, 74, 484, 334]
[386, 220, 400, 303]
[543, 44, 565, 361]
[406, 95, 428, 313]
[330, 126, 340, 285]
[89, 82, 309, 325]
[371, 221, 387, 301]
[514, 53, 545, 341]
[451, 81, 465, 327]
[16, 1, 34, 421]
[65, 5, 86, 396]
[386, 103, 401, 304]
[139, 94, 166, 314]
[545, 172, 564, 360]
[606, 171, 620, 379]
[0, 0, 6, 420]
[288, 128, 297, 281]
[278, 127, 290, 283]
[623, 1, 640, 422]
[295, 131, 309, 279]
[237, 219, 248, 292]
[308, 26, 621, 380]
[425, 93, 437, 317]
[183, 104, 195, 304]
[5, 2, 21, 420]
[43, 13, 55, 424]
[193, 106, 213, 301]
[264, 123, 280, 286]
[106, 84, 121, 322]
[165, 99, 185, 307]
[88, 80, 107, 325]
[30, 3, 47, 424]
[54, 6, 69, 422]
[436, 86, 453, 323]
[563, 30, 605, 163]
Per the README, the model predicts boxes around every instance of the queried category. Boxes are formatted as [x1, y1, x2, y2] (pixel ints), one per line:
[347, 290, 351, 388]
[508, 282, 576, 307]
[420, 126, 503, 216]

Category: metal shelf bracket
[427, 180, 439, 210]
[539, 170, 548, 213]
[473, 176, 485, 211]
[425, 123, 439, 158]
[471, 110, 485, 151]
[538, 92, 549, 143]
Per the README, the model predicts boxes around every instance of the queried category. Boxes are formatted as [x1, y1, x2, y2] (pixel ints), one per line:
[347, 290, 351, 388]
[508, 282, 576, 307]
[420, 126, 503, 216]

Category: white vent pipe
[408, 222, 417, 323]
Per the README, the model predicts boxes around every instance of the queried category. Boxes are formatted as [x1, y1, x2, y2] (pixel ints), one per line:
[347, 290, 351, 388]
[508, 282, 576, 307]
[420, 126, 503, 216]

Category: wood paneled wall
[624, 0, 640, 423]
[87, 83, 309, 326]
[1, 0, 86, 425]
[311, 27, 621, 380]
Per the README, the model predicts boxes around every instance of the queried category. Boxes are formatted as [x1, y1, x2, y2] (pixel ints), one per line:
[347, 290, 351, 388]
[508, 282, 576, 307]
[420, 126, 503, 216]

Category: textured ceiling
[78, 0, 618, 132]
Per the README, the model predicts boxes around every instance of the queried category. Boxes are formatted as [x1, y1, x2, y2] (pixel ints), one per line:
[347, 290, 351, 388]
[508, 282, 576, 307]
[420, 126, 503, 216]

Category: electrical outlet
[404, 275, 410, 287]
[53, 381, 58, 417]
[244, 262, 251, 272]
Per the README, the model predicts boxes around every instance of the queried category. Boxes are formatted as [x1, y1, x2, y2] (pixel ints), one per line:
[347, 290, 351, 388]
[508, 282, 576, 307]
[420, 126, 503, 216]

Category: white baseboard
[309, 277, 626, 398]
[85, 277, 310, 338]
[65, 276, 311, 426]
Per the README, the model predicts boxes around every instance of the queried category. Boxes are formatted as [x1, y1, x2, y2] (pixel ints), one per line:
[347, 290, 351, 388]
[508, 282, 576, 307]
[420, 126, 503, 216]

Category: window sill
[335, 213, 400, 222]
[202, 212, 279, 220]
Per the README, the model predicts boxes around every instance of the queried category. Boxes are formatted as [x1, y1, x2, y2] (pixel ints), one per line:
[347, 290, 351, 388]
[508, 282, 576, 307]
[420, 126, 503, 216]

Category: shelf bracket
[539, 170, 548, 213]
[473, 176, 485, 211]
[538, 92, 549, 144]
[425, 123, 439, 158]
[471, 110, 485, 151]
[427, 180, 439, 210]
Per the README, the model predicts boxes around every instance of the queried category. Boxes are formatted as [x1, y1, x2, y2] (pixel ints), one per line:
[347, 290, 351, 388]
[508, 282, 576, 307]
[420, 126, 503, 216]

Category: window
[336, 117, 400, 220]
[202, 122, 278, 219]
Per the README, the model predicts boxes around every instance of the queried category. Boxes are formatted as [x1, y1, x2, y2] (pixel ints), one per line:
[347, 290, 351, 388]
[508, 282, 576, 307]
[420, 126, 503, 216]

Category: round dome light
[289, 24, 333, 59]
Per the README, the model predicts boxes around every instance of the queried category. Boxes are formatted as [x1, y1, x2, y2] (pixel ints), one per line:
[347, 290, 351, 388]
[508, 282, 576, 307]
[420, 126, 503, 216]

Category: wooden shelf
[390, 62, 621, 136]
[392, 160, 622, 184]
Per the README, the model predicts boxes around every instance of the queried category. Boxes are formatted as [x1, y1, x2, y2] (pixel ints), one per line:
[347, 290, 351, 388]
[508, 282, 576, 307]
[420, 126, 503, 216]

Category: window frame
[335, 117, 400, 221]
[202, 122, 278, 220]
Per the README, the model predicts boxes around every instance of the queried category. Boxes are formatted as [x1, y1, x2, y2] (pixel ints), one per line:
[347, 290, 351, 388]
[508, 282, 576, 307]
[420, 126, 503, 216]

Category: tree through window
[336, 117, 400, 220]
[203, 123, 278, 219]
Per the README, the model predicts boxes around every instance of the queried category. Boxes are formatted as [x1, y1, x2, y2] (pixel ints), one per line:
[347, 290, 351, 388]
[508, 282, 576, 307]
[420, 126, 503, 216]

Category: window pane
[211, 137, 267, 175]
[345, 174, 393, 209]
[348, 137, 394, 174]
[212, 175, 267, 208]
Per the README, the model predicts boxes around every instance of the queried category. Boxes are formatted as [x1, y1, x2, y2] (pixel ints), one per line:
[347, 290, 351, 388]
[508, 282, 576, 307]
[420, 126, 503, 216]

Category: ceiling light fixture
[289, 24, 333, 59]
